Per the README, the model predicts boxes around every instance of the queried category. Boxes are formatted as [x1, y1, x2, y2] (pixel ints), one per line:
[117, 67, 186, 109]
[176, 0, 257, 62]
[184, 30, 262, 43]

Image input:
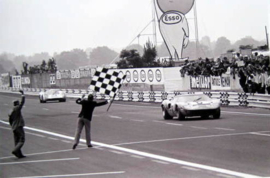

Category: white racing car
[161, 94, 221, 120]
[39, 89, 66, 103]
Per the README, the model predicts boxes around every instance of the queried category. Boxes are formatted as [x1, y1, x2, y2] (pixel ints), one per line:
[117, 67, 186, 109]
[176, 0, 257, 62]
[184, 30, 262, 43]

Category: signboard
[21, 77, 30, 85]
[154, 0, 194, 60]
[12, 76, 22, 89]
[56, 68, 91, 79]
[50, 74, 56, 85]
[113, 68, 164, 84]
[211, 76, 231, 90]
[1, 73, 10, 87]
[190, 76, 211, 89]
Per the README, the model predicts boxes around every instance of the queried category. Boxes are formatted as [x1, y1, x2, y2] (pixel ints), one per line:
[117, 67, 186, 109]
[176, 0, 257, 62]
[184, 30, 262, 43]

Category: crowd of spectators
[180, 52, 270, 94]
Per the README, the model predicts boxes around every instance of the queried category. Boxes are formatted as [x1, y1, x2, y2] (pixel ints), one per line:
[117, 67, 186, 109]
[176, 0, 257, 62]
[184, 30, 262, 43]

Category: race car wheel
[213, 108, 221, 119]
[177, 110, 185, 120]
[39, 96, 44, 103]
[162, 108, 172, 120]
[201, 114, 209, 119]
[59, 99, 66, 102]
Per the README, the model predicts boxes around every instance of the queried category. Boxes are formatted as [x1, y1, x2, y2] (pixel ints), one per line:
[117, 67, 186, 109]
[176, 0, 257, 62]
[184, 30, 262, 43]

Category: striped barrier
[1, 87, 270, 109]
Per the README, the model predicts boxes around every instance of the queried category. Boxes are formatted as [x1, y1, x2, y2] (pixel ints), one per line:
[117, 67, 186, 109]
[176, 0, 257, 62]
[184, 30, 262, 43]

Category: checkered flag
[89, 67, 126, 97]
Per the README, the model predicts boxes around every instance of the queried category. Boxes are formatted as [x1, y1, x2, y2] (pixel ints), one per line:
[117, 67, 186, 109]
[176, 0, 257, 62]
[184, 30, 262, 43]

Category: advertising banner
[1, 73, 10, 87]
[211, 76, 231, 90]
[21, 77, 30, 85]
[56, 68, 91, 79]
[79, 68, 91, 78]
[113, 68, 164, 84]
[154, 0, 195, 60]
[12, 75, 22, 89]
[190, 76, 211, 89]
[50, 74, 56, 85]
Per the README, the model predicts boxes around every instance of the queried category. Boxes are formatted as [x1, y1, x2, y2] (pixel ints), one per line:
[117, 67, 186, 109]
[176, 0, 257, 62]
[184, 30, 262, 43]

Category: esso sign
[162, 12, 182, 24]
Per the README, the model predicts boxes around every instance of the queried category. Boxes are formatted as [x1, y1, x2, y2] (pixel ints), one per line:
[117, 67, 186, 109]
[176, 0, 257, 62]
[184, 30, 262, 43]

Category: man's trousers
[13, 126, 25, 155]
[74, 117, 91, 146]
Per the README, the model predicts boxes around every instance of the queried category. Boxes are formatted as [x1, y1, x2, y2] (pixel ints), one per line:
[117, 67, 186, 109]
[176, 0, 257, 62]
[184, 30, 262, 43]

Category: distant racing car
[161, 94, 221, 120]
[39, 89, 66, 103]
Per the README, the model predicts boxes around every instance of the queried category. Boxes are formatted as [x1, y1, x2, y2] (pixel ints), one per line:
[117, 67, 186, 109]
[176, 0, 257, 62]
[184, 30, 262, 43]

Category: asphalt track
[0, 92, 270, 178]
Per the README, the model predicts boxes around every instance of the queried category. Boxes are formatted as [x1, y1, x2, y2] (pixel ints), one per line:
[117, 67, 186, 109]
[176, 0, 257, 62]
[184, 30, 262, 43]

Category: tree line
[0, 36, 266, 75]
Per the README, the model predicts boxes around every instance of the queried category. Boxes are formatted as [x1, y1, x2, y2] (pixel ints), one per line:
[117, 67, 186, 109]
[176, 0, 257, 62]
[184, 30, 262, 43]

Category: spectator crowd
[180, 52, 270, 94]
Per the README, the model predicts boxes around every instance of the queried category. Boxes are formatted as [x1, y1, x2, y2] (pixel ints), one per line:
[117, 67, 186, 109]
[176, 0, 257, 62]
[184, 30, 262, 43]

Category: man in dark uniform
[73, 94, 108, 149]
[9, 90, 26, 158]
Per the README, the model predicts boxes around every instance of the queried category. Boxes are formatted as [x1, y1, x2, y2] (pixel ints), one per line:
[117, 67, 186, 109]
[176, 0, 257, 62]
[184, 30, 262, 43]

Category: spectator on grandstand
[258, 69, 266, 94]
[178, 53, 269, 94]
[266, 73, 270, 94]
[246, 72, 256, 93]
[230, 58, 238, 79]
[238, 68, 248, 92]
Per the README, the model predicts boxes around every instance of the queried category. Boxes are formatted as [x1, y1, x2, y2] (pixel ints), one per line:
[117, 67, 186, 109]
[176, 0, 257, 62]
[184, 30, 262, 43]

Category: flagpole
[107, 93, 116, 112]
[107, 75, 126, 112]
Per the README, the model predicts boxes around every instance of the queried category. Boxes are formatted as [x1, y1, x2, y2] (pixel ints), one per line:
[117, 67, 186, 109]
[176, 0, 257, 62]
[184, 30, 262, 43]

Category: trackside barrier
[1, 87, 270, 109]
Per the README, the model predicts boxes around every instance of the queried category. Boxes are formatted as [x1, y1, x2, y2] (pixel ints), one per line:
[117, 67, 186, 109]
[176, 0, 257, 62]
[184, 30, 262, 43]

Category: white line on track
[0, 149, 75, 160]
[12, 171, 125, 178]
[250, 132, 270, 137]
[109, 115, 122, 119]
[0, 158, 79, 165]
[166, 123, 183, 126]
[0, 126, 11, 130]
[0, 126, 46, 138]
[25, 132, 46, 138]
[130, 155, 145, 159]
[182, 166, 200, 171]
[48, 137, 59, 141]
[94, 147, 104, 150]
[112, 132, 254, 147]
[42, 108, 49, 111]
[61, 140, 71, 143]
[109, 150, 125, 155]
[221, 111, 270, 117]
[71, 111, 79, 114]
[131, 119, 144, 122]
[152, 160, 170, 165]
[215, 128, 235, 131]
[0, 120, 263, 178]
[216, 173, 236, 178]
[153, 120, 165, 123]
[191, 126, 208, 129]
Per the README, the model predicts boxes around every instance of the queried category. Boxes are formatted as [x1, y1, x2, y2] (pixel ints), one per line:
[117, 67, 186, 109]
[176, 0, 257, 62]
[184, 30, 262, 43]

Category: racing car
[39, 89, 66, 103]
[161, 94, 221, 120]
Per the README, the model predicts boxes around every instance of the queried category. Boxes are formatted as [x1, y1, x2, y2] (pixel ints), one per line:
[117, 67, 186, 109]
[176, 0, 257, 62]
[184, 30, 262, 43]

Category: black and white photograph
[0, 0, 270, 177]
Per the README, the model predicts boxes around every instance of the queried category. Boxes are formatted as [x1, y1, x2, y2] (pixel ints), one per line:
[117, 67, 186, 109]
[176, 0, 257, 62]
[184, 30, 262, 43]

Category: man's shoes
[18, 151, 26, 158]
[72, 144, 77, 150]
[12, 151, 20, 158]
[12, 151, 26, 158]
[18, 154, 26, 158]
[88, 144, 93, 148]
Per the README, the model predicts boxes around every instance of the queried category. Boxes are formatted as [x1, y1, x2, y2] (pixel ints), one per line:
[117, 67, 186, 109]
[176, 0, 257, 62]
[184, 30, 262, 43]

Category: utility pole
[266, 26, 269, 50]
[193, 0, 199, 59]
[152, 0, 157, 48]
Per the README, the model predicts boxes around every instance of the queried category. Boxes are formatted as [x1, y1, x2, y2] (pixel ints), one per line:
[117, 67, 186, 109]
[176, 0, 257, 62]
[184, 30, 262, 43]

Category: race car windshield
[174, 95, 211, 102]
[47, 89, 59, 95]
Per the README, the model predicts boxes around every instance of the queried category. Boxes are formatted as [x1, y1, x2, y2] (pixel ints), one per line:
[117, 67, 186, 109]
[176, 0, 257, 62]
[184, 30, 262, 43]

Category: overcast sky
[0, 0, 269, 56]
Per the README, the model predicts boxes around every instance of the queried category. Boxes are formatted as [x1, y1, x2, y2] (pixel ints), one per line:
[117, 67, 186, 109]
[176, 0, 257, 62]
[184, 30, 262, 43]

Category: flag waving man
[72, 67, 125, 149]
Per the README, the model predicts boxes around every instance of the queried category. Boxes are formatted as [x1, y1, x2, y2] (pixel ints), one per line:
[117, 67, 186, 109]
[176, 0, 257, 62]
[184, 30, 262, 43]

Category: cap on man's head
[13, 100, 19, 106]
[88, 94, 94, 100]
